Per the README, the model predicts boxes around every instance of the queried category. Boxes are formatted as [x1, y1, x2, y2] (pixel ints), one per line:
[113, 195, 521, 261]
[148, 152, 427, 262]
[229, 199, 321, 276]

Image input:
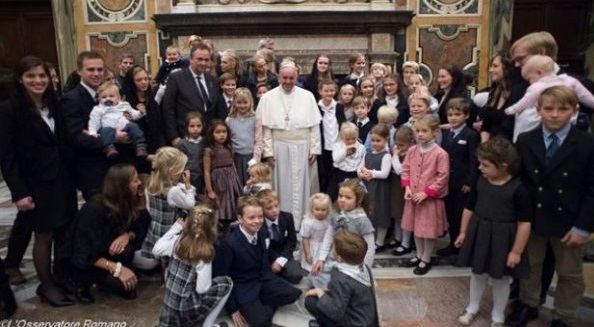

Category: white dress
[300, 216, 329, 272]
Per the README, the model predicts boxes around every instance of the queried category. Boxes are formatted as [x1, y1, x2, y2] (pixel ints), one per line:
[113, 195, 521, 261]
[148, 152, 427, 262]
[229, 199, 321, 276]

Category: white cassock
[256, 86, 322, 230]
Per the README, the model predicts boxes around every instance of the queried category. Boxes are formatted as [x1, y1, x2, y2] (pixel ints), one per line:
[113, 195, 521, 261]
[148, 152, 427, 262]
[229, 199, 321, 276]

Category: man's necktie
[251, 237, 257, 245]
[545, 133, 559, 167]
[357, 121, 362, 128]
[196, 75, 212, 109]
[271, 224, 280, 241]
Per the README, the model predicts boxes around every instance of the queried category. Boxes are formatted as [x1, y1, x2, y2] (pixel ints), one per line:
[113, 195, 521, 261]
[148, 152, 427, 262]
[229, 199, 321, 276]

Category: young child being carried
[88, 82, 146, 158]
[301, 193, 332, 273]
[153, 202, 233, 327]
[305, 231, 379, 327]
[504, 55, 594, 116]
[456, 137, 532, 327]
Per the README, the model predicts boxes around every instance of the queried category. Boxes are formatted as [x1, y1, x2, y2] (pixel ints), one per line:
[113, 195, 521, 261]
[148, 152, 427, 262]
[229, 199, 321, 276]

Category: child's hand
[404, 187, 413, 200]
[506, 251, 521, 268]
[231, 311, 247, 327]
[504, 108, 515, 116]
[271, 262, 282, 273]
[136, 103, 146, 114]
[245, 177, 254, 188]
[413, 191, 428, 204]
[305, 288, 325, 298]
[454, 233, 465, 248]
[182, 170, 191, 188]
[306, 254, 313, 265]
[175, 218, 186, 226]
[207, 190, 217, 200]
[392, 146, 401, 157]
[461, 185, 471, 194]
[311, 260, 324, 275]
[346, 145, 356, 155]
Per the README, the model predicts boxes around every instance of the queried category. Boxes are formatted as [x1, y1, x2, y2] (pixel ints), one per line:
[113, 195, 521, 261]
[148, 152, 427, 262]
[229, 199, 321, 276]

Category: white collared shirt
[239, 225, 258, 245]
[319, 99, 340, 151]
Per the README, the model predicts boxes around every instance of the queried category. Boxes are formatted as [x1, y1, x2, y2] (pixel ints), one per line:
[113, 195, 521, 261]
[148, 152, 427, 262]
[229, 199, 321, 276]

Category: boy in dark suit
[305, 231, 379, 327]
[213, 196, 301, 327]
[257, 189, 303, 284]
[351, 96, 373, 144]
[437, 98, 479, 257]
[506, 86, 594, 327]
[214, 72, 237, 120]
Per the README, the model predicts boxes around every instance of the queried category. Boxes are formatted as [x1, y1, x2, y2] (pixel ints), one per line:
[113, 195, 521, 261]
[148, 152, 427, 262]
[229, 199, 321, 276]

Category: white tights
[132, 250, 159, 270]
[376, 228, 388, 246]
[413, 236, 435, 263]
[466, 273, 512, 323]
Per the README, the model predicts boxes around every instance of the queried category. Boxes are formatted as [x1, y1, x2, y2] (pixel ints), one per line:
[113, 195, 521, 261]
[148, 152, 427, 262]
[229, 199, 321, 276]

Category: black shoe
[392, 246, 412, 256]
[413, 261, 431, 275]
[387, 239, 400, 248]
[550, 319, 570, 327]
[36, 285, 74, 307]
[375, 244, 388, 253]
[75, 286, 95, 304]
[505, 303, 538, 327]
[54, 276, 76, 295]
[436, 245, 459, 257]
[400, 256, 421, 268]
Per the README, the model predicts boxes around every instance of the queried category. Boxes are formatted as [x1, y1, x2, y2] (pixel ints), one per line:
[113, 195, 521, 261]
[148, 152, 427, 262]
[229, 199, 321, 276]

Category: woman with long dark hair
[434, 64, 470, 127]
[0, 56, 77, 306]
[303, 54, 336, 101]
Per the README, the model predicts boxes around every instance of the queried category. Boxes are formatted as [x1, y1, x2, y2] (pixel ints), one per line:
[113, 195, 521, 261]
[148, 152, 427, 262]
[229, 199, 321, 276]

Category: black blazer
[60, 84, 108, 192]
[441, 126, 479, 189]
[214, 95, 231, 121]
[213, 227, 274, 314]
[319, 103, 347, 150]
[262, 211, 297, 262]
[352, 119, 373, 144]
[162, 68, 220, 142]
[370, 98, 410, 127]
[517, 126, 594, 237]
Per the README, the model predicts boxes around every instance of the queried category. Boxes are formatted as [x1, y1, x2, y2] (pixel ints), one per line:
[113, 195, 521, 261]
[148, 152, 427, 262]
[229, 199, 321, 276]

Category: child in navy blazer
[437, 98, 479, 257]
[213, 196, 301, 327]
[258, 190, 304, 284]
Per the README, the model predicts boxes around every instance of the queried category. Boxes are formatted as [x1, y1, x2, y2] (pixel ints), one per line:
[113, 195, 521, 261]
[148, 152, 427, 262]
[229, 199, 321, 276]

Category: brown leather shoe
[5, 268, 26, 286]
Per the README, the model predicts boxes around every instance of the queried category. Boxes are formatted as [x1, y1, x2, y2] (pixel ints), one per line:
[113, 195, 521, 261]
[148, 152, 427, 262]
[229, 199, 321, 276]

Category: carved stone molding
[153, 10, 414, 36]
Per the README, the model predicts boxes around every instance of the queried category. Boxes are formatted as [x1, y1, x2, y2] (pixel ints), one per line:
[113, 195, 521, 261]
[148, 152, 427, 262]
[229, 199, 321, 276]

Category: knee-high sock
[420, 238, 435, 263]
[376, 228, 388, 246]
[202, 289, 232, 327]
[401, 230, 411, 248]
[467, 273, 488, 314]
[491, 276, 512, 323]
[132, 250, 159, 270]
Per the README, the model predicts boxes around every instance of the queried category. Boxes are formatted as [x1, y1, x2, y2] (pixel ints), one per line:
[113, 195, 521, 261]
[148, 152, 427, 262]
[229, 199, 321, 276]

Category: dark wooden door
[512, 0, 592, 75]
[0, 0, 58, 100]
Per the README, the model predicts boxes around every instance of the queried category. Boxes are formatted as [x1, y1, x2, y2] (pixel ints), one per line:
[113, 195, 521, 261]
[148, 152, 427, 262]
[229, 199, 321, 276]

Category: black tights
[33, 231, 55, 289]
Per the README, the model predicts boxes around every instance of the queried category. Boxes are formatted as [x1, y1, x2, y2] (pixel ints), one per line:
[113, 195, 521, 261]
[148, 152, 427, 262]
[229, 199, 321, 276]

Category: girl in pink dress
[400, 115, 449, 275]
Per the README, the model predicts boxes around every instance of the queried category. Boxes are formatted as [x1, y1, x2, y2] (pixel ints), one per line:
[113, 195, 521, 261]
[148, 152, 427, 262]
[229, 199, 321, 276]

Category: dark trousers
[327, 169, 357, 201]
[444, 186, 468, 246]
[239, 273, 301, 327]
[5, 211, 32, 269]
[99, 123, 145, 147]
[305, 295, 340, 327]
[278, 259, 303, 284]
[317, 149, 333, 193]
[0, 258, 16, 319]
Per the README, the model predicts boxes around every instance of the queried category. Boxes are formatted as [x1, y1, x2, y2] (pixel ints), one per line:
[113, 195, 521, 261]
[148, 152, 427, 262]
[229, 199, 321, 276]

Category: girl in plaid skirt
[153, 202, 232, 327]
[135, 147, 197, 270]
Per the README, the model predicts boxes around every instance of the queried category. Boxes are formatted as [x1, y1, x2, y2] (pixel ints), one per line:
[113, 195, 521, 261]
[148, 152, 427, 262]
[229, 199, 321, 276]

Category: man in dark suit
[437, 98, 479, 257]
[213, 196, 301, 327]
[162, 43, 221, 146]
[507, 86, 594, 327]
[257, 189, 303, 284]
[60, 51, 114, 200]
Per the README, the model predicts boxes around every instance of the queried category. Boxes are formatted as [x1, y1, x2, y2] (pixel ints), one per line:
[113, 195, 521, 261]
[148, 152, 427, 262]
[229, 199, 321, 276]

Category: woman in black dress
[479, 52, 524, 143]
[434, 64, 472, 127]
[302, 54, 336, 101]
[0, 56, 78, 306]
[67, 164, 149, 303]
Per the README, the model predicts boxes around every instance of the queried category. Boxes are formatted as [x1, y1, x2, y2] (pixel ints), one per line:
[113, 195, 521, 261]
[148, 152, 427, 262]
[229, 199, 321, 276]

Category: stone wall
[67, 0, 506, 89]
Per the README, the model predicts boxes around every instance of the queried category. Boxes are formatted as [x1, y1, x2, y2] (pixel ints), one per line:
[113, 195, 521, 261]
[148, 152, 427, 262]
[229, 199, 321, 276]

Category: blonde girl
[328, 122, 366, 200]
[225, 87, 264, 185]
[358, 76, 377, 111]
[311, 178, 375, 288]
[400, 115, 449, 275]
[301, 193, 332, 272]
[154, 203, 233, 327]
[243, 162, 272, 196]
[137, 147, 196, 270]
[370, 62, 389, 95]
[406, 91, 432, 129]
[338, 84, 356, 121]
